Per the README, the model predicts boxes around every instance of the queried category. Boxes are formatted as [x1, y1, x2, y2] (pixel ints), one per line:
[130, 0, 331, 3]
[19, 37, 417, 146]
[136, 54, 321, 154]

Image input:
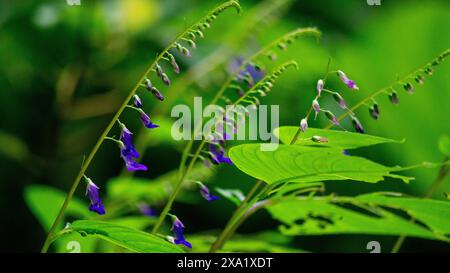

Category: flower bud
[388, 91, 399, 105]
[312, 136, 328, 143]
[351, 115, 365, 134]
[324, 110, 339, 125]
[403, 83, 414, 94]
[300, 118, 308, 132]
[369, 104, 379, 120]
[161, 73, 170, 86]
[316, 79, 324, 97]
[332, 92, 347, 109]
[133, 95, 142, 108]
[415, 75, 424, 85]
[312, 99, 320, 120]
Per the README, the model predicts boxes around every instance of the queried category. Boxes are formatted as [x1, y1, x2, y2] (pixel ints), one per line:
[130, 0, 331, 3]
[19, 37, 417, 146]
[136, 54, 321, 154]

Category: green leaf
[24, 185, 91, 231]
[274, 127, 402, 149]
[438, 135, 450, 156]
[229, 144, 413, 185]
[267, 195, 447, 240]
[68, 220, 184, 253]
[355, 193, 450, 235]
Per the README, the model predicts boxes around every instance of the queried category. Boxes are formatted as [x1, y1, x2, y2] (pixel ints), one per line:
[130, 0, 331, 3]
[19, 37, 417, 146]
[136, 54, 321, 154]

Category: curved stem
[209, 180, 263, 252]
[40, 12, 214, 252]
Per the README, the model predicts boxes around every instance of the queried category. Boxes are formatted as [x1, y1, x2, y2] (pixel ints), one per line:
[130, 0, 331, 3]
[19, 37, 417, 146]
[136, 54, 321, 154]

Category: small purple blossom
[138, 202, 157, 217]
[209, 144, 233, 165]
[229, 57, 266, 86]
[118, 126, 148, 172]
[133, 95, 142, 108]
[300, 118, 308, 132]
[198, 183, 220, 202]
[351, 115, 365, 134]
[140, 112, 159, 129]
[316, 79, 324, 97]
[171, 216, 192, 249]
[85, 177, 105, 215]
[337, 70, 359, 90]
[121, 154, 148, 172]
[312, 99, 320, 120]
[120, 125, 139, 158]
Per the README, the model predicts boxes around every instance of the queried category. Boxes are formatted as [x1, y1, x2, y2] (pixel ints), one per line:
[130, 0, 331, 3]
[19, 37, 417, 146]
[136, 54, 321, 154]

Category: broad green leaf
[68, 220, 184, 253]
[267, 196, 442, 240]
[274, 127, 402, 149]
[24, 185, 91, 231]
[355, 193, 450, 235]
[229, 144, 412, 185]
[107, 163, 214, 204]
[438, 135, 450, 156]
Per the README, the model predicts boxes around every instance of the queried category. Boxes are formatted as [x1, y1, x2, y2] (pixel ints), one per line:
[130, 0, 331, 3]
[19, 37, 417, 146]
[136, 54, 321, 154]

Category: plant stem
[152, 139, 207, 233]
[40, 18, 204, 252]
[209, 180, 263, 252]
[391, 156, 449, 253]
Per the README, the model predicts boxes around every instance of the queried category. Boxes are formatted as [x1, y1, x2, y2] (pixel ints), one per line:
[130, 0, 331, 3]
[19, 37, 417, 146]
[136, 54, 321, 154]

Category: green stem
[209, 180, 263, 252]
[40, 14, 208, 252]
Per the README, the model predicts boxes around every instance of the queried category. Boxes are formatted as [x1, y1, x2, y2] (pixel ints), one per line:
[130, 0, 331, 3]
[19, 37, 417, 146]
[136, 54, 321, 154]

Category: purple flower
[133, 95, 142, 108]
[85, 178, 105, 215]
[300, 118, 308, 132]
[332, 92, 347, 109]
[171, 216, 192, 248]
[351, 115, 365, 134]
[316, 79, 324, 97]
[229, 57, 266, 86]
[138, 202, 157, 217]
[312, 99, 320, 120]
[198, 183, 220, 202]
[120, 125, 139, 158]
[117, 125, 148, 172]
[121, 154, 148, 172]
[209, 144, 233, 165]
[337, 70, 359, 90]
[140, 112, 159, 129]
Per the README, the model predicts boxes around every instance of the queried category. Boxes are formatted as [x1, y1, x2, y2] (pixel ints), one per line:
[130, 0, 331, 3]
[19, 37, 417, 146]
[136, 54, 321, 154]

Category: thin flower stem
[391, 156, 449, 253]
[40, 11, 214, 252]
[209, 180, 264, 252]
[152, 29, 320, 234]
[152, 139, 207, 233]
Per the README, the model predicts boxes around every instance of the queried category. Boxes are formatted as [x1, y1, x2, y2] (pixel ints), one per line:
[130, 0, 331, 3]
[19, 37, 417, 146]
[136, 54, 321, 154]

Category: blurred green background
[0, 0, 449, 252]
